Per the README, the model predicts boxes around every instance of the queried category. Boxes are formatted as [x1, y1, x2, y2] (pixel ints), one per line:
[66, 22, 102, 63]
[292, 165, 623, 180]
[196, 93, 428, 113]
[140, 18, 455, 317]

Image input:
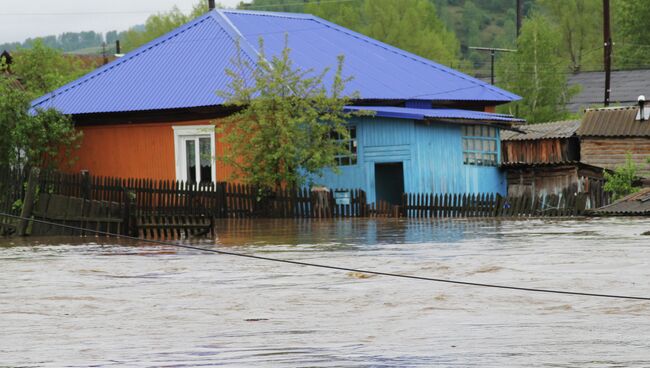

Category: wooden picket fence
[38, 171, 369, 220]
[402, 191, 588, 218]
[0, 168, 597, 239]
[0, 166, 27, 235]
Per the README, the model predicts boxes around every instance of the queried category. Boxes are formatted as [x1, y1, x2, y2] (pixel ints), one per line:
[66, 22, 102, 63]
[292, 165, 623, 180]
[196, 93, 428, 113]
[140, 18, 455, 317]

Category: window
[173, 125, 216, 184]
[331, 126, 357, 166]
[462, 125, 498, 166]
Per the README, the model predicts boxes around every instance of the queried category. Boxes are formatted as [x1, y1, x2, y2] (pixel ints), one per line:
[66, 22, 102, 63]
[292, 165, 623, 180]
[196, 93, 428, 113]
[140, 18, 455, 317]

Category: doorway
[375, 162, 404, 205]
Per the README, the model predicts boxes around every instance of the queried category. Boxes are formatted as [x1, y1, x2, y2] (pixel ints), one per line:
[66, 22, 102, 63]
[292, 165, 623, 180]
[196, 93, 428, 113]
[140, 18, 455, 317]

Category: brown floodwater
[1, 217, 650, 367]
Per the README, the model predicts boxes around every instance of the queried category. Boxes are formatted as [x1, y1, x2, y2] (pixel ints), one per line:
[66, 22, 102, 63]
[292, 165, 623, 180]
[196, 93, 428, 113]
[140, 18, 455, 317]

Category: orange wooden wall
[69, 119, 236, 181]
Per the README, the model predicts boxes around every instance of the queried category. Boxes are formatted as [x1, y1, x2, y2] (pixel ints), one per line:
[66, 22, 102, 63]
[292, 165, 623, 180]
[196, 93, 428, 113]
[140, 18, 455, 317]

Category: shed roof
[577, 106, 650, 137]
[591, 188, 650, 215]
[567, 69, 650, 113]
[344, 106, 523, 122]
[501, 120, 580, 141]
[31, 10, 519, 115]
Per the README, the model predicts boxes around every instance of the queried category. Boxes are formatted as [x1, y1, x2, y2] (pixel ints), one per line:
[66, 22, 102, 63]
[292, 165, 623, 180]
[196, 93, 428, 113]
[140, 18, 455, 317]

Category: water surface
[2, 218, 650, 367]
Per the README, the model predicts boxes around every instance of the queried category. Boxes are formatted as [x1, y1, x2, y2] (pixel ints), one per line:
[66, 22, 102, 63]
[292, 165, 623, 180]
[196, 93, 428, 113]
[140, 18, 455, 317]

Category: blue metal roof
[32, 10, 520, 115]
[344, 106, 524, 122]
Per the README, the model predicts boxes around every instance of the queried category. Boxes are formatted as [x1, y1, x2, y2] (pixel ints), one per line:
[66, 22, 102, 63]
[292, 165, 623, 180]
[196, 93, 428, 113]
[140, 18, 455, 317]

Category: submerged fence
[401, 191, 588, 218]
[0, 168, 599, 238]
[0, 166, 28, 235]
[38, 171, 369, 219]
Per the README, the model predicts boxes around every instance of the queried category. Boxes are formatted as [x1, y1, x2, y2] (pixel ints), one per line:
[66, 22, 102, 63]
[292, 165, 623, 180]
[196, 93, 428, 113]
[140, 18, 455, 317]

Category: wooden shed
[578, 106, 650, 179]
[501, 120, 609, 208]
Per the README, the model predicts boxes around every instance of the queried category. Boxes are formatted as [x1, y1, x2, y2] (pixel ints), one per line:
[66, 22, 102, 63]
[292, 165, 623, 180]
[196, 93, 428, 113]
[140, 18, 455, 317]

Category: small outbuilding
[501, 120, 609, 208]
[578, 105, 650, 180]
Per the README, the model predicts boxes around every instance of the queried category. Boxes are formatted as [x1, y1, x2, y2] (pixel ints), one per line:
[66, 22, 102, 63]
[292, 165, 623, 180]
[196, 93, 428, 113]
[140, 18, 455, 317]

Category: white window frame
[173, 125, 216, 183]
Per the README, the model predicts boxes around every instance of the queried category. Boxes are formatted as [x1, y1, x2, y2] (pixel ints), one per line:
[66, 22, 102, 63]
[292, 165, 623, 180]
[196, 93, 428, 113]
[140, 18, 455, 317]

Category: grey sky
[0, 0, 243, 44]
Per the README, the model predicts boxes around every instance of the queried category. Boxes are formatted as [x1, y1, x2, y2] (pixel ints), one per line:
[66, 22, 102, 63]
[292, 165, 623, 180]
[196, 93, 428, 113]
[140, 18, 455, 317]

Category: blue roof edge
[345, 106, 525, 122]
[31, 11, 222, 110]
[221, 10, 521, 102]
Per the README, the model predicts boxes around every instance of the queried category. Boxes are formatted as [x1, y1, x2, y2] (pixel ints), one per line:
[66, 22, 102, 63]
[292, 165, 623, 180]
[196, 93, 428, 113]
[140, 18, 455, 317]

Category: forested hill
[0, 27, 143, 55]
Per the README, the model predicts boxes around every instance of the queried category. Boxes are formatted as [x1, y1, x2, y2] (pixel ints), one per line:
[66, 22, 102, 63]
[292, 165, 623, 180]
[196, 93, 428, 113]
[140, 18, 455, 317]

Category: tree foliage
[613, 0, 650, 69]
[121, 3, 210, 52]
[0, 48, 82, 169]
[217, 37, 362, 188]
[497, 15, 577, 123]
[538, 0, 601, 72]
[603, 153, 642, 201]
[244, 0, 461, 67]
[11, 40, 90, 98]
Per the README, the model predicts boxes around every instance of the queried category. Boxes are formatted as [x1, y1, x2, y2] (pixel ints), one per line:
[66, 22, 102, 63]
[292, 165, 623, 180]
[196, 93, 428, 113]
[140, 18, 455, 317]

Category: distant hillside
[0, 26, 144, 55]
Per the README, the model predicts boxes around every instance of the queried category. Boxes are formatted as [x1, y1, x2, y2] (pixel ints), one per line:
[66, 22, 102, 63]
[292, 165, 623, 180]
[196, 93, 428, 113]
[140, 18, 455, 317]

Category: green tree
[121, 3, 210, 52]
[603, 153, 642, 200]
[11, 40, 90, 98]
[217, 37, 362, 188]
[538, 0, 601, 72]
[614, 0, 650, 69]
[497, 14, 577, 123]
[304, 0, 461, 66]
[0, 51, 82, 169]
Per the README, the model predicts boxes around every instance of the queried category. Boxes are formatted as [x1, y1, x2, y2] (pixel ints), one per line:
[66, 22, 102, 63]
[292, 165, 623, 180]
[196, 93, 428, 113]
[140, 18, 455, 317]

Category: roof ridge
[301, 14, 520, 101]
[31, 12, 217, 109]
[221, 9, 314, 19]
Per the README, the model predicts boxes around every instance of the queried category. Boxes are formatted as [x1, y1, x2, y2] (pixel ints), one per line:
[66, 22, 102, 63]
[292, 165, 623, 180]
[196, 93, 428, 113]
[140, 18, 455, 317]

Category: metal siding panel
[316, 116, 506, 203]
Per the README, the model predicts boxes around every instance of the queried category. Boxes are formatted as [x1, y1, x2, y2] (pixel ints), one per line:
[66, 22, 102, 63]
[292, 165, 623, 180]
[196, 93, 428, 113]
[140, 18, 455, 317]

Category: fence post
[122, 186, 136, 236]
[18, 167, 40, 236]
[80, 170, 91, 201]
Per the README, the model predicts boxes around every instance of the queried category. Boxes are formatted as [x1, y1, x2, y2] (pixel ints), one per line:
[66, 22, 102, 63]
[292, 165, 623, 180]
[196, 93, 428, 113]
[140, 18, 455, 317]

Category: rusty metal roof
[501, 120, 580, 141]
[591, 188, 650, 215]
[577, 106, 650, 137]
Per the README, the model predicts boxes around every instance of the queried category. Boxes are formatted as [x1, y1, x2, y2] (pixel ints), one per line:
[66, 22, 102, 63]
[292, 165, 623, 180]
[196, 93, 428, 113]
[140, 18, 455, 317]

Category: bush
[603, 153, 641, 201]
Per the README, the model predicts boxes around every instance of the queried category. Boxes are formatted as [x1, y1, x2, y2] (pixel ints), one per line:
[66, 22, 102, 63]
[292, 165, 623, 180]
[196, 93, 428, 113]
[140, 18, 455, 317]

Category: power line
[0, 0, 359, 16]
[1, 212, 649, 302]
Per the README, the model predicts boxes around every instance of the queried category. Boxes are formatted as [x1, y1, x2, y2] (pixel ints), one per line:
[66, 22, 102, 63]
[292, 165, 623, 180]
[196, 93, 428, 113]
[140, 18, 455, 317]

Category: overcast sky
[0, 0, 243, 44]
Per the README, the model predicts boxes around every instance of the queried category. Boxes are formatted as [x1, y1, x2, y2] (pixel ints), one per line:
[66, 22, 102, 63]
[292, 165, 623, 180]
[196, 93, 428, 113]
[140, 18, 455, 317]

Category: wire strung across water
[2, 212, 649, 302]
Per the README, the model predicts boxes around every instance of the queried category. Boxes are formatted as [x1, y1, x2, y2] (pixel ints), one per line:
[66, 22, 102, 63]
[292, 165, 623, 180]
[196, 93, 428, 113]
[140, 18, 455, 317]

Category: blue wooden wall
[313, 116, 506, 203]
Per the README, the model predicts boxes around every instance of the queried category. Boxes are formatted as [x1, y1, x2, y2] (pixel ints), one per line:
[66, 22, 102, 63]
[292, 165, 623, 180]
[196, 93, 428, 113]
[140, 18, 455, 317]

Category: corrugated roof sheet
[31, 10, 519, 115]
[344, 106, 523, 122]
[591, 188, 650, 215]
[577, 106, 650, 137]
[567, 70, 650, 113]
[501, 120, 580, 141]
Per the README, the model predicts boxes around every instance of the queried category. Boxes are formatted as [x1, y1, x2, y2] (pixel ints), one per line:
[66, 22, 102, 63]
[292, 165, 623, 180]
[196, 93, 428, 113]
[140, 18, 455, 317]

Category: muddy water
[1, 218, 650, 367]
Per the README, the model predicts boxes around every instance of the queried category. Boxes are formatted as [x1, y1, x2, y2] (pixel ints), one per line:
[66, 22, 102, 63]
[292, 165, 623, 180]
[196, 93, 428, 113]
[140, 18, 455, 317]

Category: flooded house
[501, 120, 609, 208]
[30, 9, 521, 205]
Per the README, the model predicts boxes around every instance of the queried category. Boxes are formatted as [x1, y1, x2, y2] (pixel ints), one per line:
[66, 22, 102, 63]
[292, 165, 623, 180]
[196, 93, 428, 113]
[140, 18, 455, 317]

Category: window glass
[461, 125, 499, 167]
[185, 139, 196, 184]
[333, 126, 357, 166]
[199, 137, 212, 183]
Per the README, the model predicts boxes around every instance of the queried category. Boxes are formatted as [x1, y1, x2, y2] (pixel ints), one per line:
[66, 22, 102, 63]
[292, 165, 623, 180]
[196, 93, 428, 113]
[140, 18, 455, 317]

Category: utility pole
[208, 0, 215, 10]
[603, 0, 612, 107]
[468, 46, 516, 85]
[102, 42, 108, 65]
[516, 0, 523, 37]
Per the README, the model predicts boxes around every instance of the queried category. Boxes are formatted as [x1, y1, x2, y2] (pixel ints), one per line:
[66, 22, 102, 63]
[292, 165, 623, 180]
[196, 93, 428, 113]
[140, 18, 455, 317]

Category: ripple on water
[1, 217, 650, 367]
